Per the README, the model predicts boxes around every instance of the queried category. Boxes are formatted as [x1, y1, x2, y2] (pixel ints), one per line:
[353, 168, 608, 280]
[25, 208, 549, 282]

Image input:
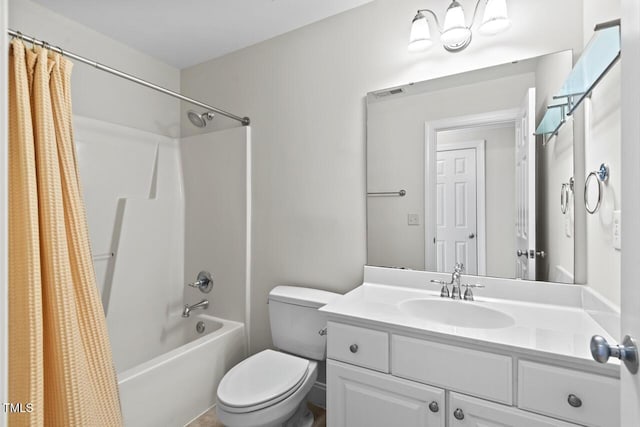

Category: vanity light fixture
[408, 0, 511, 53]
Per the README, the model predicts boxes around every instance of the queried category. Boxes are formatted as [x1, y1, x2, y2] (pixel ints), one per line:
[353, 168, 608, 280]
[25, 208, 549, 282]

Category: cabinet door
[327, 359, 444, 427]
[449, 392, 578, 427]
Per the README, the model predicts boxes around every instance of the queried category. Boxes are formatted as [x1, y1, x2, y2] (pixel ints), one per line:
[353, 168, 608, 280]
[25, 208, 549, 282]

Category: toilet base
[283, 400, 314, 427]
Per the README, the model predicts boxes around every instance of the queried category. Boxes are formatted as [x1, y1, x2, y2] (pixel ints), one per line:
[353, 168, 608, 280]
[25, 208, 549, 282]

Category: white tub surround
[321, 266, 620, 427]
[118, 315, 245, 427]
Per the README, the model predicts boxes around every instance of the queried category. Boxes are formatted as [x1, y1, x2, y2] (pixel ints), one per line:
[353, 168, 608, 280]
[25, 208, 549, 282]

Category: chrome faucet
[431, 263, 464, 299]
[450, 263, 464, 300]
[430, 263, 483, 301]
[182, 299, 209, 318]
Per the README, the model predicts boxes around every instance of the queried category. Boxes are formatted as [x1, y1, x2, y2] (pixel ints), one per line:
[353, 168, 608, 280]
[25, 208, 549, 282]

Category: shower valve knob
[187, 271, 213, 293]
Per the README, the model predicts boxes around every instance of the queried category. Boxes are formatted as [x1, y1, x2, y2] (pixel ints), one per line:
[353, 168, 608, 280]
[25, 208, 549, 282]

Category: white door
[327, 360, 445, 427]
[620, 0, 640, 424]
[448, 393, 577, 426]
[515, 87, 537, 280]
[436, 148, 477, 275]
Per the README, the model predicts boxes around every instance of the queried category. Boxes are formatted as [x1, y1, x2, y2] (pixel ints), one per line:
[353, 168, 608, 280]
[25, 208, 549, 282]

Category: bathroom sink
[397, 298, 515, 329]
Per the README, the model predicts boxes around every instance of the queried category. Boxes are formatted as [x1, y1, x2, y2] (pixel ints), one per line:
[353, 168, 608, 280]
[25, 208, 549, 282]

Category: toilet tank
[268, 286, 340, 361]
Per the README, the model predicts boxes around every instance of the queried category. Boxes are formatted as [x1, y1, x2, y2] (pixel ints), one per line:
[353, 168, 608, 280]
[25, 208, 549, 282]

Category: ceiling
[32, 0, 374, 69]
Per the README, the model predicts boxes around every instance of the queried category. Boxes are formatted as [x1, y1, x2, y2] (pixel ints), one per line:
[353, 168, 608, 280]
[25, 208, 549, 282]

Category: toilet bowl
[216, 286, 340, 427]
[217, 350, 317, 427]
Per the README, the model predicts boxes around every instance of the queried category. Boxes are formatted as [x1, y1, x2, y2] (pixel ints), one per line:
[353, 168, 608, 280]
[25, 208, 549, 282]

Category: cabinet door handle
[567, 394, 582, 408]
[453, 408, 464, 420]
[428, 401, 439, 413]
[349, 344, 359, 353]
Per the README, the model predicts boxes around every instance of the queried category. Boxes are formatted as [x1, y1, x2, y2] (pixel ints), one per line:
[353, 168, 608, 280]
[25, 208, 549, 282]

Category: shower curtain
[8, 40, 122, 426]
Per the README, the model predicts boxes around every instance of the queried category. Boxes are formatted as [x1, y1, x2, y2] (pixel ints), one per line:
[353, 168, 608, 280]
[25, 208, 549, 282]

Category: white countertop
[320, 281, 620, 375]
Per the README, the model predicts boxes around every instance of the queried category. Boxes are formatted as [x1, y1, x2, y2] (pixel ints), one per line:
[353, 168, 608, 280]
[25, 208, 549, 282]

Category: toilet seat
[217, 349, 310, 413]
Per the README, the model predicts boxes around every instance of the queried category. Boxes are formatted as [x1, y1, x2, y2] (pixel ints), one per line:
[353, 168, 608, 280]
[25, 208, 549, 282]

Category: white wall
[534, 51, 575, 283]
[367, 72, 532, 271]
[181, 0, 584, 353]
[75, 117, 184, 373]
[181, 127, 251, 338]
[438, 125, 517, 279]
[581, 0, 622, 306]
[8, 0, 181, 137]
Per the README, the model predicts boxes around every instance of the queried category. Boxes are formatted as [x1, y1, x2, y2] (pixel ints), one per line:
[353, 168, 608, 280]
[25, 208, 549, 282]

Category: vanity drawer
[518, 360, 619, 427]
[327, 322, 389, 372]
[392, 335, 513, 405]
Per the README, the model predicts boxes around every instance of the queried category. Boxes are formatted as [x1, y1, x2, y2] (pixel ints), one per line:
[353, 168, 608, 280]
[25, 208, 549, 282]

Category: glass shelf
[535, 19, 620, 138]
[557, 21, 620, 114]
[535, 100, 567, 137]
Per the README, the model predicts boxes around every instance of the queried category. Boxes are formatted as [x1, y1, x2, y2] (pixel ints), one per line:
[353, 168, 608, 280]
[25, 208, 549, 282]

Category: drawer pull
[453, 408, 464, 420]
[349, 344, 359, 353]
[567, 394, 582, 408]
[428, 401, 439, 413]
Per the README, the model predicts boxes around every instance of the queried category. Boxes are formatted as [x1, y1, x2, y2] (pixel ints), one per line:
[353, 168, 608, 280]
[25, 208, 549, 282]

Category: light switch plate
[613, 210, 621, 250]
[408, 213, 420, 226]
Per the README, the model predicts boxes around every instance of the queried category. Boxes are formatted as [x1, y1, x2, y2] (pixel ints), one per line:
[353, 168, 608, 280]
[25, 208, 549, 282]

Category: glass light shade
[441, 1, 471, 47]
[479, 0, 511, 35]
[408, 13, 433, 51]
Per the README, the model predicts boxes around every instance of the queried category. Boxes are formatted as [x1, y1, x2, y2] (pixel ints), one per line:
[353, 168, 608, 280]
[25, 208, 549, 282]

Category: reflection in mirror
[366, 51, 579, 283]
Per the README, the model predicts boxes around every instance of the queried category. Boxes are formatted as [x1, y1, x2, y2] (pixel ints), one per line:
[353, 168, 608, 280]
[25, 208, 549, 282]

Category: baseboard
[183, 403, 216, 427]
[308, 381, 326, 409]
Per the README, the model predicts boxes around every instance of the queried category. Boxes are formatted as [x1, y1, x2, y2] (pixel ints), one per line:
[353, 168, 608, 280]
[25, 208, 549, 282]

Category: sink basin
[397, 298, 515, 329]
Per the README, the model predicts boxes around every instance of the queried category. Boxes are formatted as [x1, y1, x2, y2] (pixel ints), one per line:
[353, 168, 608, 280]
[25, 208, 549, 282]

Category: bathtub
[117, 315, 246, 427]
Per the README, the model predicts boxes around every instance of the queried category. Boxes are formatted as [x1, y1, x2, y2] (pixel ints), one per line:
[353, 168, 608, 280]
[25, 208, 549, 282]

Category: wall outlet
[408, 213, 420, 226]
[613, 210, 621, 250]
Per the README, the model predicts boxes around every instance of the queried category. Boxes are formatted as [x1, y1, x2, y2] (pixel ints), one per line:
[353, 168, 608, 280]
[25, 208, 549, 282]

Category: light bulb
[409, 12, 433, 52]
[441, 1, 472, 49]
[479, 0, 511, 35]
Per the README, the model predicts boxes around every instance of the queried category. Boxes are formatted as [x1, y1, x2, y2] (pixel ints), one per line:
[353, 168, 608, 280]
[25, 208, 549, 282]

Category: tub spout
[182, 299, 209, 318]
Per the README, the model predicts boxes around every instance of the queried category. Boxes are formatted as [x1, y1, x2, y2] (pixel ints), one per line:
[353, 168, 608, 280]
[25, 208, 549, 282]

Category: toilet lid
[217, 349, 310, 410]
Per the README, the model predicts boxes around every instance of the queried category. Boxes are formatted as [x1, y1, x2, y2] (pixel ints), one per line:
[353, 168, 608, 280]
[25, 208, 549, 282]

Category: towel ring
[561, 184, 569, 214]
[560, 177, 574, 214]
[584, 164, 609, 214]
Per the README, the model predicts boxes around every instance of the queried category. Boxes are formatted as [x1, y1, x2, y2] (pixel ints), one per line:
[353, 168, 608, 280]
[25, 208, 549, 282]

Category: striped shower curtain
[8, 39, 122, 426]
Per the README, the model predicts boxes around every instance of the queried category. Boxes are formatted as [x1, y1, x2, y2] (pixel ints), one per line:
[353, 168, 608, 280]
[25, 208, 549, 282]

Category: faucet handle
[464, 283, 485, 288]
[187, 271, 214, 293]
[430, 279, 450, 298]
[462, 283, 484, 301]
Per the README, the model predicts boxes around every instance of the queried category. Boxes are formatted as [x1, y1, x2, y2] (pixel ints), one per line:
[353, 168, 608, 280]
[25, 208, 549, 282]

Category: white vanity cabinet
[448, 392, 576, 427]
[327, 360, 445, 427]
[325, 320, 618, 427]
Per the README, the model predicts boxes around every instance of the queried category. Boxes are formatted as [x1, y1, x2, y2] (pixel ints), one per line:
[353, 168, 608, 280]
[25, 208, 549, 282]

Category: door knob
[349, 344, 359, 353]
[468, 233, 475, 239]
[533, 250, 546, 258]
[516, 249, 546, 259]
[591, 335, 638, 374]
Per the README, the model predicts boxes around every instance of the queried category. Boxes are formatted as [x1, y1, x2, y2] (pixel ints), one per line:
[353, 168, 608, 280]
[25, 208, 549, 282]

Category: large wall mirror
[366, 46, 621, 288]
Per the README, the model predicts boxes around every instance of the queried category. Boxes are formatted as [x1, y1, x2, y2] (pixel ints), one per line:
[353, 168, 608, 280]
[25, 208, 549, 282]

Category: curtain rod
[7, 29, 250, 126]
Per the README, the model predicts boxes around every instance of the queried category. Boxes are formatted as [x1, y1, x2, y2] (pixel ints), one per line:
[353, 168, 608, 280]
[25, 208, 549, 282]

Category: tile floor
[187, 402, 327, 427]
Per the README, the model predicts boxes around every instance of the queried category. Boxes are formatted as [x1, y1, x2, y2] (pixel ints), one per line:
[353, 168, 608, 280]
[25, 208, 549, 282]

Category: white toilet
[216, 286, 339, 427]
